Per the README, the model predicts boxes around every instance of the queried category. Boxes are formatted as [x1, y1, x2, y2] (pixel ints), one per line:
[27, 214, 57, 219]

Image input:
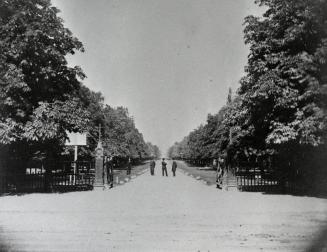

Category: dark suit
[150, 160, 156, 175]
[127, 159, 132, 175]
[105, 159, 114, 188]
[172, 161, 177, 176]
[162, 161, 168, 176]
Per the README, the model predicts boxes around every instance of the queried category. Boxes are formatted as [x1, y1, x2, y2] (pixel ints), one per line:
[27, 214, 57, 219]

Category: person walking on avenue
[150, 159, 156, 175]
[172, 159, 177, 176]
[161, 158, 168, 176]
[126, 157, 132, 175]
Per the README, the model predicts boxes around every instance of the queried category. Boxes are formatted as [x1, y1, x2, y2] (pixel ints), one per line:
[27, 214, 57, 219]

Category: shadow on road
[0, 227, 15, 252]
[0, 186, 93, 198]
[305, 223, 327, 251]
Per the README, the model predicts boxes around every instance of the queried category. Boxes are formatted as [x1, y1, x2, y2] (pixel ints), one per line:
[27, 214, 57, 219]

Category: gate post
[93, 141, 105, 190]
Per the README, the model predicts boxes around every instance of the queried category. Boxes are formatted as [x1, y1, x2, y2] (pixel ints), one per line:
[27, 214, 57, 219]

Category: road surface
[0, 161, 327, 251]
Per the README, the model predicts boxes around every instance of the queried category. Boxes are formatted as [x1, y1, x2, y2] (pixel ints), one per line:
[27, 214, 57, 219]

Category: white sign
[65, 132, 87, 146]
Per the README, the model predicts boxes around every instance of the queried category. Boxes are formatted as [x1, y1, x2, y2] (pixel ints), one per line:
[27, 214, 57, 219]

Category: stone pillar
[93, 141, 105, 190]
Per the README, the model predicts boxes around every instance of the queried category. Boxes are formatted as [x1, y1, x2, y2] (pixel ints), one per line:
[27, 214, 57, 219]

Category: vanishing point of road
[0, 161, 327, 252]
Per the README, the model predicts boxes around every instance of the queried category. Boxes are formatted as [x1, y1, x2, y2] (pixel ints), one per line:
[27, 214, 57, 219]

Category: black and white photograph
[0, 0, 327, 251]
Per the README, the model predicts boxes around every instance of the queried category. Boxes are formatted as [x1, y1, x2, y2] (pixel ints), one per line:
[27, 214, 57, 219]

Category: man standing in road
[161, 158, 168, 176]
[150, 159, 156, 175]
[172, 159, 177, 177]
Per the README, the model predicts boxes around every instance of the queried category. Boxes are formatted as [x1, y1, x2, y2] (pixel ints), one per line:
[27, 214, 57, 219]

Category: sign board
[65, 132, 87, 146]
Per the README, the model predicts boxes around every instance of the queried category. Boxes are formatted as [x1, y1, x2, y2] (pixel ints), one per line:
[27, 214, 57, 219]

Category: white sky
[51, 0, 263, 155]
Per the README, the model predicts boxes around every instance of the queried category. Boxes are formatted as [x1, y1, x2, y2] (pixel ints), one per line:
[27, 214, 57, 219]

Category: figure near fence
[216, 157, 224, 189]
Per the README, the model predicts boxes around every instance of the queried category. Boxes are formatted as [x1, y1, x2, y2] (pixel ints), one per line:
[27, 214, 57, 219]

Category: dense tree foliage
[145, 142, 161, 159]
[0, 0, 159, 171]
[169, 0, 327, 180]
[235, 0, 327, 176]
[0, 0, 89, 167]
[102, 106, 147, 159]
[67, 86, 160, 162]
[167, 100, 230, 163]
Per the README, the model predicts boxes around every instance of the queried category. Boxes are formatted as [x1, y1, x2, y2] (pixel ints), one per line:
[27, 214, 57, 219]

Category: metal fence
[0, 161, 95, 194]
[235, 169, 281, 192]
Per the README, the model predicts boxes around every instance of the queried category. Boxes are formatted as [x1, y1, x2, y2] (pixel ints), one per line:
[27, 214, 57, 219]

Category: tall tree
[236, 0, 327, 175]
[0, 0, 89, 167]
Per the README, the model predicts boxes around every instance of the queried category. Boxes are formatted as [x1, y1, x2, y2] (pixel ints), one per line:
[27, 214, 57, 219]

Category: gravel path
[0, 161, 327, 251]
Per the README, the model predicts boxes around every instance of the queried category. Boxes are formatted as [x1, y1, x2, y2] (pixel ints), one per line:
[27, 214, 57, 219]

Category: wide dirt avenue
[0, 161, 327, 251]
